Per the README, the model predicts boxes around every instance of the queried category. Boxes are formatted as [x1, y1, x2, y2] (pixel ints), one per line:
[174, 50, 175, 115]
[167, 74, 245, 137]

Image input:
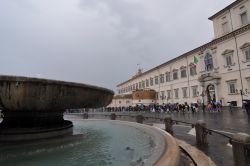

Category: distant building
[109, 0, 250, 108]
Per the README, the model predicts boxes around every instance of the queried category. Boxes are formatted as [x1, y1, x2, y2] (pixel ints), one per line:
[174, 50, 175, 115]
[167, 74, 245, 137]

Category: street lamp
[235, 89, 248, 108]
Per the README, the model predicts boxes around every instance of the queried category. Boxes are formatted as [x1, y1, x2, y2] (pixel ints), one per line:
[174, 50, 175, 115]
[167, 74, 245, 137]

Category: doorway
[206, 84, 216, 102]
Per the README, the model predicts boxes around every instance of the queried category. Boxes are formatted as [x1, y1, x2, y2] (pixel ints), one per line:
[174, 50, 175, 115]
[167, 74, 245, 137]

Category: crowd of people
[106, 101, 222, 113]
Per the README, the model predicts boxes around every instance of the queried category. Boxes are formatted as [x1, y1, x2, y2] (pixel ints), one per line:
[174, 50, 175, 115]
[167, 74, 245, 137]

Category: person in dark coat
[245, 101, 250, 117]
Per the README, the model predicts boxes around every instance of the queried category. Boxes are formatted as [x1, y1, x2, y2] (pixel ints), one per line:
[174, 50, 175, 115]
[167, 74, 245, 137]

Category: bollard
[195, 120, 208, 146]
[231, 133, 250, 166]
[83, 113, 88, 119]
[110, 113, 116, 120]
[135, 115, 144, 123]
[164, 116, 173, 135]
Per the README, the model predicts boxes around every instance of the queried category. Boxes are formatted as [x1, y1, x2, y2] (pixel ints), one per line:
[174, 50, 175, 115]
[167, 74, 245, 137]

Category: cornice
[222, 49, 234, 55]
[208, 0, 244, 20]
[240, 42, 250, 49]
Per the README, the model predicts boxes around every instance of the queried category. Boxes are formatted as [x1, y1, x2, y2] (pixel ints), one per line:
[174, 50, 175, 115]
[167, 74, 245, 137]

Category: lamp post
[236, 89, 248, 108]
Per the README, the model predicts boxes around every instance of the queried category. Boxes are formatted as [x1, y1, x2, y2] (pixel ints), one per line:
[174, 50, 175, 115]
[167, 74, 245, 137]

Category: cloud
[0, 0, 235, 90]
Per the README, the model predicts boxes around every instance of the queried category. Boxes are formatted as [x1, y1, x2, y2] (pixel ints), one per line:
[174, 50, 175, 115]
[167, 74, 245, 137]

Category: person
[191, 103, 195, 113]
[228, 101, 233, 112]
[195, 103, 199, 112]
[212, 101, 217, 112]
[207, 102, 213, 112]
[0, 110, 3, 118]
[244, 100, 250, 118]
[184, 102, 189, 112]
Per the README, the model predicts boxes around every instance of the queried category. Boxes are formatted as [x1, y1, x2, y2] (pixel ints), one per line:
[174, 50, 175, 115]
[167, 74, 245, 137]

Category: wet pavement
[171, 125, 233, 166]
[168, 109, 250, 166]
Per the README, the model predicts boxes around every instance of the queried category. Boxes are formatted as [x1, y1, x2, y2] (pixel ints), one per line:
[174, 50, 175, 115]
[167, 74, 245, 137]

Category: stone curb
[177, 139, 216, 166]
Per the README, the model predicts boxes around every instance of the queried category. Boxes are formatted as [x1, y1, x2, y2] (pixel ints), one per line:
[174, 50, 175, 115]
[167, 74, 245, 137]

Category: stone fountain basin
[0, 75, 114, 141]
[0, 75, 114, 111]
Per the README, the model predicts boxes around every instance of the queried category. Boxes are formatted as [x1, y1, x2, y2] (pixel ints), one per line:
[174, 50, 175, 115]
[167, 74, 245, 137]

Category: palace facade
[109, 0, 250, 108]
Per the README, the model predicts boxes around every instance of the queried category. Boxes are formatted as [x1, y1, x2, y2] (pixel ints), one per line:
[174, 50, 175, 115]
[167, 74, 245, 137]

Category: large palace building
[109, 0, 250, 108]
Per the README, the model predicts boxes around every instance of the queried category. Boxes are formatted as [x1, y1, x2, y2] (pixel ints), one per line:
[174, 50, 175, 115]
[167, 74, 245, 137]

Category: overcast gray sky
[0, 0, 235, 91]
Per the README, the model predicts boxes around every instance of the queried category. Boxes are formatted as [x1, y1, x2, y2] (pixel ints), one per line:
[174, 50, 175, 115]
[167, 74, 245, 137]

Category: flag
[194, 56, 199, 64]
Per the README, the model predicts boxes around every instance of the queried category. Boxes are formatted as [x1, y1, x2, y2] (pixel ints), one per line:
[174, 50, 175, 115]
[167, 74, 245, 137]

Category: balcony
[198, 68, 221, 82]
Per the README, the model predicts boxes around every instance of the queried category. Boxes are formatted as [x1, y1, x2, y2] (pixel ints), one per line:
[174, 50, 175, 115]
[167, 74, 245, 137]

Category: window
[240, 43, 250, 61]
[174, 89, 179, 99]
[146, 79, 149, 87]
[160, 74, 164, 83]
[155, 76, 159, 85]
[139, 82, 142, 89]
[222, 22, 229, 34]
[173, 70, 178, 80]
[180, 67, 187, 78]
[160, 91, 165, 100]
[192, 86, 198, 97]
[247, 79, 250, 90]
[225, 54, 233, 66]
[240, 12, 248, 25]
[156, 92, 159, 100]
[142, 81, 145, 89]
[150, 78, 154, 86]
[182, 87, 188, 98]
[136, 83, 138, 89]
[133, 84, 135, 90]
[245, 49, 250, 61]
[228, 81, 236, 94]
[167, 90, 172, 99]
[165, 72, 171, 82]
[222, 50, 234, 66]
[190, 64, 197, 76]
[204, 53, 213, 71]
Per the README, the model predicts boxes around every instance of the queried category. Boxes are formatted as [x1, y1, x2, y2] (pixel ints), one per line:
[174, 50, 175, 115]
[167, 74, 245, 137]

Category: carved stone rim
[0, 75, 114, 95]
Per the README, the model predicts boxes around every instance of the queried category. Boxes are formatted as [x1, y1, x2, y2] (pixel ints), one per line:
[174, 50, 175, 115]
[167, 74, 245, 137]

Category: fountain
[0, 75, 189, 166]
[0, 75, 113, 141]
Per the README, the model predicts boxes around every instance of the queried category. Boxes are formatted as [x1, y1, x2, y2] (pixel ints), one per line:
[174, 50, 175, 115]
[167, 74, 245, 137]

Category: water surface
[0, 120, 165, 166]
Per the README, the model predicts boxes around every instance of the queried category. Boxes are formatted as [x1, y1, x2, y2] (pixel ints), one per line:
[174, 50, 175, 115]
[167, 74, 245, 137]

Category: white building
[112, 0, 250, 107]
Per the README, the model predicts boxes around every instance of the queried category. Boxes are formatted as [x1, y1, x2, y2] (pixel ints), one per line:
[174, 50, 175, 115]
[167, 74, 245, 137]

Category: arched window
[204, 53, 213, 71]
